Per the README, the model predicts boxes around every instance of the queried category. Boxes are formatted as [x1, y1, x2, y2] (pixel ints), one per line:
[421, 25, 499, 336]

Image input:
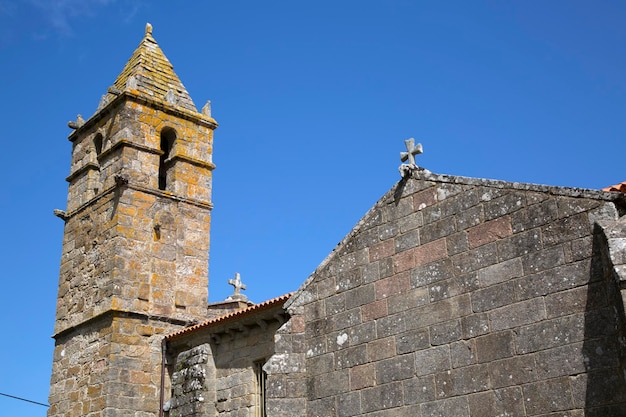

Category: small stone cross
[400, 138, 423, 166]
[228, 272, 247, 298]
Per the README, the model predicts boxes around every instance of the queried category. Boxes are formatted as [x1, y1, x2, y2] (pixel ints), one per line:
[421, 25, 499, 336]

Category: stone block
[446, 232, 469, 256]
[542, 212, 590, 247]
[325, 293, 346, 316]
[307, 396, 337, 417]
[403, 375, 436, 404]
[346, 321, 377, 346]
[511, 198, 558, 233]
[467, 216, 512, 249]
[332, 309, 364, 335]
[335, 345, 367, 369]
[405, 295, 472, 331]
[429, 319, 461, 345]
[488, 354, 537, 388]
[456, 204, 484, 231]
[378, 221, 399, 241]
[376, 312, 406, 338]
[360, 382, 404, 413]
[412, 187, 438, 211]
[367, 336, 396, 362]
[414, 345, 450, 376]
[435, 363, 490, 398]
[414, 238, 448, 266]
[450, 340, 476, 368]
[488, 297, 546, 332]
[369, 239, 395, 262]
[471, 282, 516, 313]
[350, 363, 375, 390]
[336, 267, 364, 292]
[375, 273, 410, 300]
[398, 211, 423, 233]
[522, 377, 573, 415]
[467, 387, 524, 417]
[420, 217, 457, 244]
[387, 287, 429, 314]
[496, 229, 542, 262]
[395, 328, 430, 354]
[362, 300, 388, 322]
[475, 331, 514, 363]
[411, 258, 454, 289]
[311, 370, 349, 399]
[570, 368, 626, 409]
[428, 278, 462, 302]
[556, 196, 601, 218]
[375, 354, 415, 384]
[483, 191, 526, 221]
[522, 245, 565, 274]
[395, 229, 420, 253]
[420, 396, 469, 417]
[337, 391, 361, 417]
[514, 259, 592, 301]
[544, 283, 607, 318]
[515, 313, 585, 354]
[393, 249, 415, 273]
[452, 242, 498, 275]
[362, 262, 381, 284]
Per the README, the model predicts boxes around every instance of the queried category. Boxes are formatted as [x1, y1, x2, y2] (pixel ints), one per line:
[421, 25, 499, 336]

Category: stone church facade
[49, 25, 626, 416]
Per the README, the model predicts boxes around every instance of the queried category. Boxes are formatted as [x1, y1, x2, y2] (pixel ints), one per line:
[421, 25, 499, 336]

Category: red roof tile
[603, 182, 626, 193]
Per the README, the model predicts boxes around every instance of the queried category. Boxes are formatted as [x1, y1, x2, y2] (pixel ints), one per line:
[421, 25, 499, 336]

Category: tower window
[94, 133, 103, 156]
[159, 127, 176, 190]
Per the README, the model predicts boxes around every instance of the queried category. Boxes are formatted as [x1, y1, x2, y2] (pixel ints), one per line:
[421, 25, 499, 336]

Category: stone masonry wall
[271, 171, 626, 417]
[51, 92, 214, 417]
[168, 320, 283, 417]
[49, 314, 175, 417]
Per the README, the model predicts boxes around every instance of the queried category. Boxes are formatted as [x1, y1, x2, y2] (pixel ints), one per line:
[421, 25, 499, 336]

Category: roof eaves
[165, 293, 293, 341]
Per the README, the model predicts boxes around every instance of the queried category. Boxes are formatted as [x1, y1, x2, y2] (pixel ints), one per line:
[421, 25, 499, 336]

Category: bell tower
[48, 24, 217, 416]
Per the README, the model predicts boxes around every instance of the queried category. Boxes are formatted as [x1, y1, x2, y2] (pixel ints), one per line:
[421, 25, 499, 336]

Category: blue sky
[1, 0, 625, 413]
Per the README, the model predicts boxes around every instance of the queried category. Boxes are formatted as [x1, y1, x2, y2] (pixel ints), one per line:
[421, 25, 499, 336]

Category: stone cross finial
[145, 22, 153, 35]
[400, 138, 423, 166]
[227, 272, 248, 301]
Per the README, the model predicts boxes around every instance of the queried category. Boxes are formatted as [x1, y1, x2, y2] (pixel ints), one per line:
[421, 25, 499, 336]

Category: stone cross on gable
[227, 272, 248, 301]
[400, 138, 423, 166]
[229, 272, 246, 294]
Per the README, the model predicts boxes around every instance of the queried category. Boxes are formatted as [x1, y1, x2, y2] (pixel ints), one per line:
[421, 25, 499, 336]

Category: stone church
[49, 25, 626, 416]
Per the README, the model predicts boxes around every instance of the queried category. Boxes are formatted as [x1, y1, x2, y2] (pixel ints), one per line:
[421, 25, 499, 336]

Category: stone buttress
[48, 24, 217, 417]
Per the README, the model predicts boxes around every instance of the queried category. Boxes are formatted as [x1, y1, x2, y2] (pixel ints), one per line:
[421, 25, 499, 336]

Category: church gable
[269, 169, 626, 416]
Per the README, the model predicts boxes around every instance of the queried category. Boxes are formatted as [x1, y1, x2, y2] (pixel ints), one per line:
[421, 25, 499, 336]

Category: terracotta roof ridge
[603, 181, 626, 193]
[165, 292, 293, 341]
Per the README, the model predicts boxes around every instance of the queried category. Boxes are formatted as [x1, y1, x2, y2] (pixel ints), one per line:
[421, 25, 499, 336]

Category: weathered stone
[414, 345, 450, 376]
[360, 382, 404, 413]
[429, 319, 462, 346]
[396, 328, 429, 354]
[471, 282, 516, 312]
[488, 297, 546, 331]
[467, 387, 525, 417]
[450, 340, 476, 368]
[475, 331, 514, 363]
[420, 396, 470, 417]
[488, 354, 537, 388]
[522, 377, 573, 415]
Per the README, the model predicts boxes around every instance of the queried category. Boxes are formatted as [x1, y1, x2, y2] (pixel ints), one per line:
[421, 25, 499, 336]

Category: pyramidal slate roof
[107, 23, 197, 112]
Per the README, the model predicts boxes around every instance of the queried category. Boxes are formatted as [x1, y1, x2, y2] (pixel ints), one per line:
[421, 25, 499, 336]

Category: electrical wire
[0, 392, 49, 407]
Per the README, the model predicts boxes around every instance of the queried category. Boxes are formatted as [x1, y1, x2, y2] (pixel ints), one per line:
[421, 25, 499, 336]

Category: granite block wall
[168, 316, 284, 417]
[271, 170, 626, 417]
